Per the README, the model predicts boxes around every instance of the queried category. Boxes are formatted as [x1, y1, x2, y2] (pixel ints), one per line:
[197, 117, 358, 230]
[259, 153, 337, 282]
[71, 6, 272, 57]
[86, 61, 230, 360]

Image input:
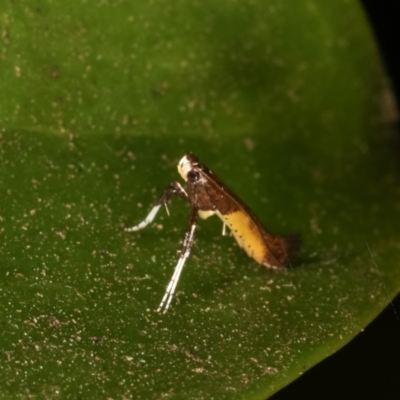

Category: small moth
[126, 153, 300, 312]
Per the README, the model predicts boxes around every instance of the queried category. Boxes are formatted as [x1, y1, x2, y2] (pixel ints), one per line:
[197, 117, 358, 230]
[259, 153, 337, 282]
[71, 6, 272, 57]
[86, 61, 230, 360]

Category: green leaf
[1, 1, 399, 399]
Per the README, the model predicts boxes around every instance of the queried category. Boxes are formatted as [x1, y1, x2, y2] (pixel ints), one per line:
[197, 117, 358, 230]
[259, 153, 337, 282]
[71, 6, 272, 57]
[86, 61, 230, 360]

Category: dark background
[272, 2, 400, 399]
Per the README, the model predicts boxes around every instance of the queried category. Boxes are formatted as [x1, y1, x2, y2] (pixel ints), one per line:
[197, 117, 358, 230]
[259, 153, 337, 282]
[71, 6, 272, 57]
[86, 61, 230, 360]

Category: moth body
[126, 153, 300, 312]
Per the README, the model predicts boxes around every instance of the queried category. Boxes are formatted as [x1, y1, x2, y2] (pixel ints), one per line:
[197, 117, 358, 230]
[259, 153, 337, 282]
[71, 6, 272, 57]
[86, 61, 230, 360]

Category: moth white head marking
[178, 155, 193, 181]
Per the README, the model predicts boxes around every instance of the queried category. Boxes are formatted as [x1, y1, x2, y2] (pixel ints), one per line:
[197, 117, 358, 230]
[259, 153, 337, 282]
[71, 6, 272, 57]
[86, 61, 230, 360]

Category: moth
[126, 153, 300, 313]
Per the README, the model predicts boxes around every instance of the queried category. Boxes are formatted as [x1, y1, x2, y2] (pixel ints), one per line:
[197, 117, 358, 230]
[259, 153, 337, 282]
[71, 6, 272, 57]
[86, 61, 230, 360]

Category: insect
[126, 153, 300, 313]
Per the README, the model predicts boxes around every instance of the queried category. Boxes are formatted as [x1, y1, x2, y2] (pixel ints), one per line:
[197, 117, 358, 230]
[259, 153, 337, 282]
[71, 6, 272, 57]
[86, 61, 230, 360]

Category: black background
[271, 2, 400, 399]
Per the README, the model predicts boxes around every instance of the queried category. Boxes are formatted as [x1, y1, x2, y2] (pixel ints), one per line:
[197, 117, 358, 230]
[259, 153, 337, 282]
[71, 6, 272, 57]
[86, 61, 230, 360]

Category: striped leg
[157, 207, 198, 313]
[125, 181, 188, 232]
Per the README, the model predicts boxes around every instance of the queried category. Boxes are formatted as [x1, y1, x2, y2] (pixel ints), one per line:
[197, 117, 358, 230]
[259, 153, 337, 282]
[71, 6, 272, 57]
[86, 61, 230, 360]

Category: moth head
[178, 153, 201, 182]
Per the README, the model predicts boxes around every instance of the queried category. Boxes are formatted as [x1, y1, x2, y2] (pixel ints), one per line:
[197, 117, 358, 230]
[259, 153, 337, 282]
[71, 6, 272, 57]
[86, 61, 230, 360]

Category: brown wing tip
[280, 234, 301, 266]
[265, 234, 301, 270]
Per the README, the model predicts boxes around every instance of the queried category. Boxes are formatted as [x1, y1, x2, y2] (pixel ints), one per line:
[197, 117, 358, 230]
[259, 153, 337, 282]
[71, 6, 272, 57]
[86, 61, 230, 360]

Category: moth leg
[125, 181, 188, 232]
[221, 222, 233, 236]
[222, 222, 227, 236]
[157, 207, 198, 313]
